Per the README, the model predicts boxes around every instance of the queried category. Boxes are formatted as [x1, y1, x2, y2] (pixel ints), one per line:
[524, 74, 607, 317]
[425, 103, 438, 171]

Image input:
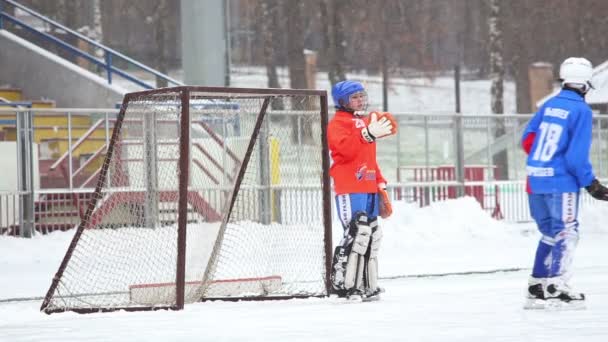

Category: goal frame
[40, 86, 332, 314]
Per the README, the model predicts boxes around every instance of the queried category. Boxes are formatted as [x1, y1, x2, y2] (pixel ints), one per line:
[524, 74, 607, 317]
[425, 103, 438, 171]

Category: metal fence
[2, 108, 608, 236]
[382, 112, 608, 183]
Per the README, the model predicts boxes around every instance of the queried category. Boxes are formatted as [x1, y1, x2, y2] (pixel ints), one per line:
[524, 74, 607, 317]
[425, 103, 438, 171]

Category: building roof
[537, 59, 608, 107]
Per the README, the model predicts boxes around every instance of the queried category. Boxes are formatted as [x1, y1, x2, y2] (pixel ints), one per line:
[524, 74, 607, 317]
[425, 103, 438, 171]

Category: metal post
[187, 112, 192, 186]
[176, 89, 191, 310]
[258, 114, 271, 224]
[598, 117, 603, 178]
[396, 115, 401, 179]
[0, 1, 4, 30]
[297, 114, 302, 184]
[382, 54, 388, 111]
[104, 112, 111, 186]
[16, 108, 35, 237]
[27, 108, 34, 234]
[224, 0, 232, 86]
[222, 114, 228, 192]
[68, 112, 73, 190]
[423, 115, 430, 204]
[144, 112, 158, 228]
[105, 52, 113, 84]
[486, 117, 492, 178]
[512, 117, 518, 180]
[454, 65, 465, 197]
[181, 0, 226, 86]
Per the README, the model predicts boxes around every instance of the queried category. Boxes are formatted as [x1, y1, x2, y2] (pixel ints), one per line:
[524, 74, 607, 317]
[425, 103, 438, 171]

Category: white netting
[42, 89, 329, 313]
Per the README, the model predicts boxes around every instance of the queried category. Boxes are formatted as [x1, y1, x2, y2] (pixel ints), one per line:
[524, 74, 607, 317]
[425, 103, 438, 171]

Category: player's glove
[585, 179, 608, 201]
[378, 183, 393, 219]
[361, 112, 393, 143]
[381, 112, 398, 135]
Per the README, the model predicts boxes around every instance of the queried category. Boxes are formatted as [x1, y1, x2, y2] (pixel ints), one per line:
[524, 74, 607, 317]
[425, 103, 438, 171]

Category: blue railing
[0, 102, 31, 126]
[0, 101, 31, 108]
[0, 0, 183, 89]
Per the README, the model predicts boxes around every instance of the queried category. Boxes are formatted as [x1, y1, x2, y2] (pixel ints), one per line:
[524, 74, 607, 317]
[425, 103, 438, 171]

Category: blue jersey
[522, 89, 595, 193]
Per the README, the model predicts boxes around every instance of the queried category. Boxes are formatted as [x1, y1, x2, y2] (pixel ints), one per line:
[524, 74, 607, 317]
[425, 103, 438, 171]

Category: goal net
[41, 86, 332, 313]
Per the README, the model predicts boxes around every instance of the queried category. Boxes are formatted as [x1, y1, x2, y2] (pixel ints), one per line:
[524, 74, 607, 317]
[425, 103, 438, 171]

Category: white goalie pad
[369, 222, 382, 259]
[351, 223, 372, 255]
[366, 224, 382, 291]
[343, 220, 372, 290]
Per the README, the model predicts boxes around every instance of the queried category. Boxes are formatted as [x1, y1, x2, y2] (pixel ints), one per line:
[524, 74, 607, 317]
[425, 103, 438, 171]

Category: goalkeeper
[327, 80, 395, 300]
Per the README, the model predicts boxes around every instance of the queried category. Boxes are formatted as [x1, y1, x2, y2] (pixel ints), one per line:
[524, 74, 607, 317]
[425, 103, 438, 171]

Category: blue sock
[532, 240, 552, 278]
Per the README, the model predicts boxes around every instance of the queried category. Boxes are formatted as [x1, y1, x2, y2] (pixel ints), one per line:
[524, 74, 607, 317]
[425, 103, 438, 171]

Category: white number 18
[532, 122, 562, 162]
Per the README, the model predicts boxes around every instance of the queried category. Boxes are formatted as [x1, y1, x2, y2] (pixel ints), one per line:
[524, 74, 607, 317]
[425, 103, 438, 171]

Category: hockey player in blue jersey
[521, 57, 608, 309]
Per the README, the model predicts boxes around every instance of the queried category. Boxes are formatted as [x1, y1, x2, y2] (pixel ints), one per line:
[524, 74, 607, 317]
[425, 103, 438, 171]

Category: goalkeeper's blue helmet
[331, 80, 365, 110]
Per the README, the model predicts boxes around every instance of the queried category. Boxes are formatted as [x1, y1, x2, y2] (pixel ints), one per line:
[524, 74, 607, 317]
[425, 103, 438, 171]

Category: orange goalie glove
[380, 112, 398, 135]
[378, 185, 393, 219]
[364, 112, 398, 136]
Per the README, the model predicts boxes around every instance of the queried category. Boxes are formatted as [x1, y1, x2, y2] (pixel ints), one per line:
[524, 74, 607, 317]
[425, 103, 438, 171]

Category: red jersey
[327, 110, 386, 195]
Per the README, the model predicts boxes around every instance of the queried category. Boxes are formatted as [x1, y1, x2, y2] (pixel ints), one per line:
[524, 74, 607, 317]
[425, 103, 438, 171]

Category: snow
[2, 196, 608, 341]
[141, 66, 518, 114]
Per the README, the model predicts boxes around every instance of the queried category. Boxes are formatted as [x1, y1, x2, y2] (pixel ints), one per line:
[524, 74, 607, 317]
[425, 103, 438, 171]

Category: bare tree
[259, 0, 284, 110]
[91, 0, 103, 43]
[319, 0, 346, 85]
[131, 0, 172, 87]
[284, 2, 306, 91]
[99, 0, 178, 86]
[284, 1, 312, 143]
[502, 1, 532, 113]
[488, 0, 507, 179]
[153, 0, 171, 87]
[260, 1, 282, 88]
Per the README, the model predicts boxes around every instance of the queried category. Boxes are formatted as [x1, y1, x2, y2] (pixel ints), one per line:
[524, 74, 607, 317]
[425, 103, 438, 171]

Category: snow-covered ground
[2, 196, 608, 341]
[225, 66, 516, 114]
[125, 65, 518, 114]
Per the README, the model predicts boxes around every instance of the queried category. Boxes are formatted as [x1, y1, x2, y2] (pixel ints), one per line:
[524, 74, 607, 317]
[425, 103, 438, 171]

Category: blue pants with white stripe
[528, 192, 580, 279]
[335, 193, 378, 246]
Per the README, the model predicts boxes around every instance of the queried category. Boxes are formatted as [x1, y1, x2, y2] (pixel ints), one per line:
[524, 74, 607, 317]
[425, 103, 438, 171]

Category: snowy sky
[2, 197, 608, 342]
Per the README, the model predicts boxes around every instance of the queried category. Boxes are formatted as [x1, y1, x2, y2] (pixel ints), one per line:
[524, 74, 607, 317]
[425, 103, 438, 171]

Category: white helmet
[559, 57, 593, 92]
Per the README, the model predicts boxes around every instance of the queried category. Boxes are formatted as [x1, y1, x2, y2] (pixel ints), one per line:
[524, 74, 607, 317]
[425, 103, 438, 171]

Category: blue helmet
[331, 80, 365, 109]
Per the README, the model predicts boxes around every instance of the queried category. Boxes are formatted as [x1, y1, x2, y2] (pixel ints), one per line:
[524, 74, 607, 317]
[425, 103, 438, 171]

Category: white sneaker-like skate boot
[546, 281, 585, 302]
[524, 277, 547, 309]
[527, 277, 546, 299]
[545, 278, 585, 310]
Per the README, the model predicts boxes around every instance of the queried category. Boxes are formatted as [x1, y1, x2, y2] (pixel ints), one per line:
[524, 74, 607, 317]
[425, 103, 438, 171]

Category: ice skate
[523, 278, 547, 310]
[545, 282, 586, 310]
[329, 288, 348, 299]
[346, 288, 364, 302]
[362, 287, 382, 302]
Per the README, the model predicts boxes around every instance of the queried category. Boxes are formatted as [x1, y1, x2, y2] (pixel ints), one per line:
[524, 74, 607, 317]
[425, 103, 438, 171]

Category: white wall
[0, 30, 126, 108]
[0, 142, 40, 191]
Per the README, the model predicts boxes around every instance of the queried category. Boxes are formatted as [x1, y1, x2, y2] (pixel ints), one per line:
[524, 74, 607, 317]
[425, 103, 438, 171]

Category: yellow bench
[0, 88, 23, 102]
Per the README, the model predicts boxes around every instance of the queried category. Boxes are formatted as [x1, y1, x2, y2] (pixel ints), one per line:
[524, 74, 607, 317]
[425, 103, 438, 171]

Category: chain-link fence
[378, 112, 608, 220]
[3, 108, 608, 236]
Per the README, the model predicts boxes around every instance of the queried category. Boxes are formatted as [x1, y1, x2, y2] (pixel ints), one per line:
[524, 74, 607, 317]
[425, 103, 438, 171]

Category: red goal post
[40, 86, 332, 314]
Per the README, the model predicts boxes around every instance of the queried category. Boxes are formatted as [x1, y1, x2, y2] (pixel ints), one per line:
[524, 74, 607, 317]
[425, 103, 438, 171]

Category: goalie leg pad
[343, 212, 372, 290]
[330, 245, 349, 291]
[365, 221, 382, 292]
[369, 219, 382, 259]
[331, 211, 368, 291]
[351, 222, 372, 255]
